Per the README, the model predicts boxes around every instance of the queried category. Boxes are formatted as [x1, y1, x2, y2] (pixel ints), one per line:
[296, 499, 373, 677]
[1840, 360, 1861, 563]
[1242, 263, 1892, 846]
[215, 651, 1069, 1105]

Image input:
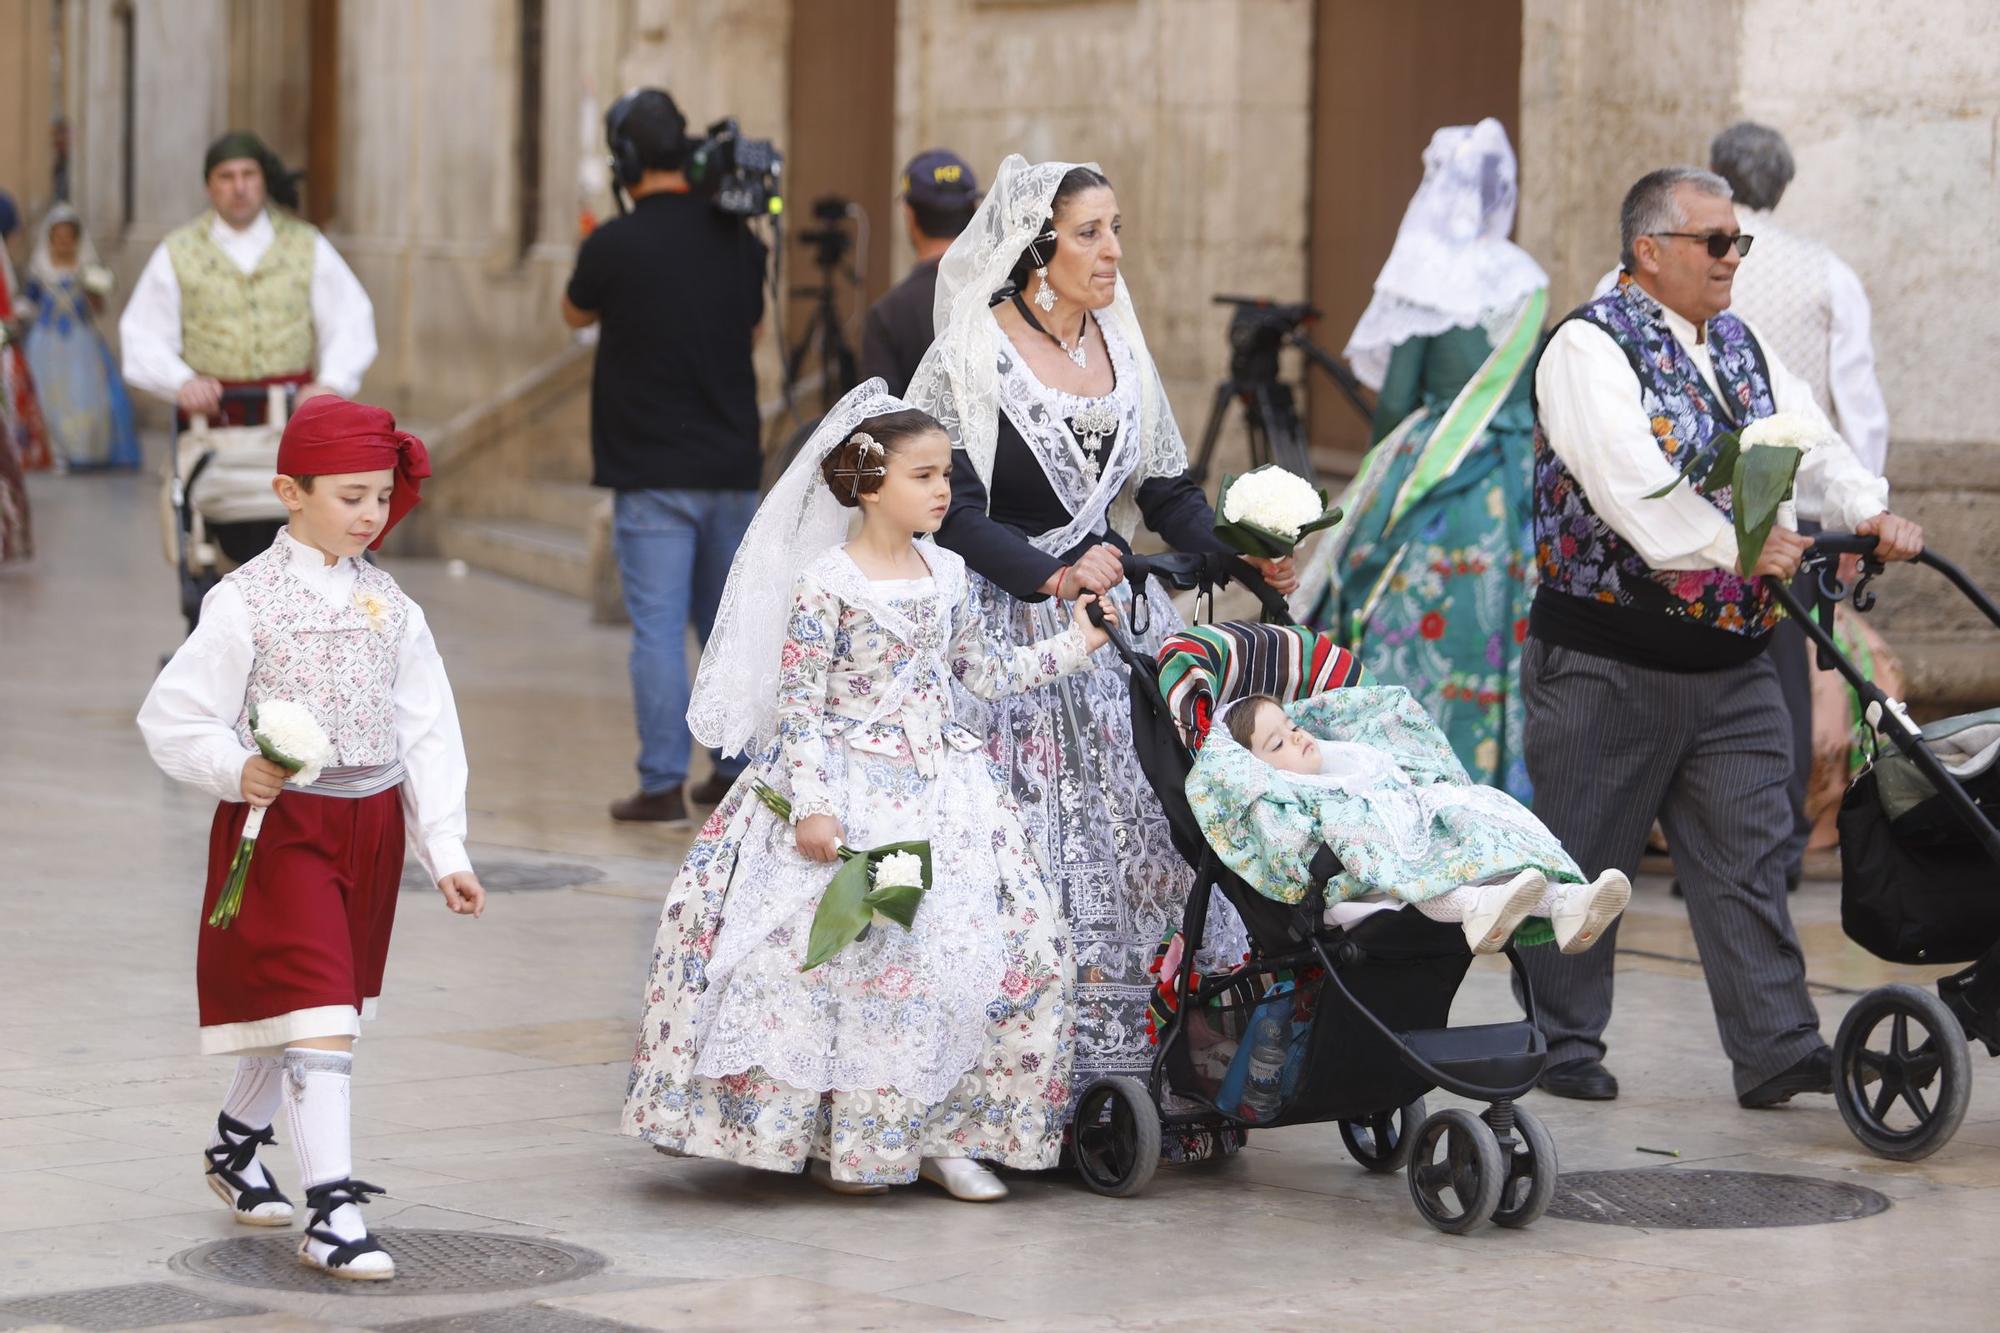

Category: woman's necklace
[1012, 292, 1090, 370]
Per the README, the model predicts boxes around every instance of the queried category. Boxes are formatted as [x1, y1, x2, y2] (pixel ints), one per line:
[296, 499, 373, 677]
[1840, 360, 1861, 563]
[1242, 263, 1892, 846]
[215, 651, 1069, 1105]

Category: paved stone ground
[3, 463, 1996, 1331]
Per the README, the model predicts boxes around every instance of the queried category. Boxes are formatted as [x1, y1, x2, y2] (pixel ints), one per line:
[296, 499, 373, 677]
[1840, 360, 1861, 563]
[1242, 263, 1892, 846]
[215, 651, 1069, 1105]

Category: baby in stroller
[1189, 686, 1630, 956]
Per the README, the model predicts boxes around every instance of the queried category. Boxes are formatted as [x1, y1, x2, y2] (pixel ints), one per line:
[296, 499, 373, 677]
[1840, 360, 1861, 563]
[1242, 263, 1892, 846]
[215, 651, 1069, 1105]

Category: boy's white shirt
[138, 528, 472, 884]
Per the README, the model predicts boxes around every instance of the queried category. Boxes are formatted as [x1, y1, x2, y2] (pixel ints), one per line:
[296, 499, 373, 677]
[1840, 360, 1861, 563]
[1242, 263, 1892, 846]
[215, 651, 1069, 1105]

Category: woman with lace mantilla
[622, 383, 1114, 1200]
[906, 157, 1296, 1140]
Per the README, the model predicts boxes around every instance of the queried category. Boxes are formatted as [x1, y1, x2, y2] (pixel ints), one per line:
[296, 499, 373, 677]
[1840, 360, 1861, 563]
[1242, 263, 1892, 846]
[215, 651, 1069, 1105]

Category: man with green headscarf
[121, 130, 375, 424]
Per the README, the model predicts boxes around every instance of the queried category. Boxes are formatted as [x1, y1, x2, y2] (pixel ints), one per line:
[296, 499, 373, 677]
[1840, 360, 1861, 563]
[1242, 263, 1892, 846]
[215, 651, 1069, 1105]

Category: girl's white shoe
[919, 1156, 1008, 1202]
[1460, 870, 1547, 955]
[1551, 870, 1632, 954]
[810, 1158, 889, 1196]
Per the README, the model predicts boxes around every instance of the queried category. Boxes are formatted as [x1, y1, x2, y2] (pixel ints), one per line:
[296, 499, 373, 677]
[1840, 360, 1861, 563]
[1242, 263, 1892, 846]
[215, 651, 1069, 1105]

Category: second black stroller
[1069, 553, 1557, 1234]
[1774, 535, 2000, 1161]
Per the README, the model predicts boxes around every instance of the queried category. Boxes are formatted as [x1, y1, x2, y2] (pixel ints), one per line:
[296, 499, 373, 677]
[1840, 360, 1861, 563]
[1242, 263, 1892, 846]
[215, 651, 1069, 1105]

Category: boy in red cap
[139, 394, 484, 1281]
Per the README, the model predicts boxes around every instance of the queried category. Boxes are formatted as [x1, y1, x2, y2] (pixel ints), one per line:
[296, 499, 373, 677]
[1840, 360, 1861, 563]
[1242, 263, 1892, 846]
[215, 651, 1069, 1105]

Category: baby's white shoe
[919, 1156, 1008, 1202]
[1551, 870, 1632, 954]
[1460, 870, 1547, 955]
[297, 1179, 393, 1281]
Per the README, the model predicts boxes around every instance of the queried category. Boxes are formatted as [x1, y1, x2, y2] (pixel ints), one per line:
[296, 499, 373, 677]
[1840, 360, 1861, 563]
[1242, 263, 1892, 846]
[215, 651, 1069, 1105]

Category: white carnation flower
[872, 850, 925, 890]
[1221, 467, 1324, 541]
[252, 699, 337, 787]
[1738, 411, 1826, 453]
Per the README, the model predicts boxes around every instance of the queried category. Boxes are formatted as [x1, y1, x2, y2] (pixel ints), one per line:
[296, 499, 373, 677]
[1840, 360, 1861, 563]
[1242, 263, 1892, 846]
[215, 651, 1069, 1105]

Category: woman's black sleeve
[934, 454, 1064, 602]
[1135, 470, 1229, 555]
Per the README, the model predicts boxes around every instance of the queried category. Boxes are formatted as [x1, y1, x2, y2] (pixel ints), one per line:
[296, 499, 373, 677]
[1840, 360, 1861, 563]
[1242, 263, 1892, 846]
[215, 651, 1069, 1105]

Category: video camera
[798, 195, 856, 271]
[686, 118, 785, 219]
[1213, 295, 1318, 384]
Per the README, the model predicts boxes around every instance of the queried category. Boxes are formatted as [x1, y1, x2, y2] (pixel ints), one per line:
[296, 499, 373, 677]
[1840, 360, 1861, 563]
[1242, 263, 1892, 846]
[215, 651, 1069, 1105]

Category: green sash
[1313, 289, 1546, 647]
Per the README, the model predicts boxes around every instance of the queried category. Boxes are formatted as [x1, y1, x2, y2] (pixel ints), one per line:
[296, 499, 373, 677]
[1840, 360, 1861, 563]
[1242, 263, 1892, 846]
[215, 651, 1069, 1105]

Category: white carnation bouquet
[1214, 464, 1342, 559]
[210, 701, 336, 929]
[1646, 410, 1830, 573]
[750, 781, 933, 971]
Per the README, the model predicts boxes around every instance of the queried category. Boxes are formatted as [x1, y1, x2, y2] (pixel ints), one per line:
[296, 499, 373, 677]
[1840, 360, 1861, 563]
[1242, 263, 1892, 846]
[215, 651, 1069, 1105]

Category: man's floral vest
[165, 211, 316, 381]
[227, 541, 409, 766]
[1532, 277, 1782, 639]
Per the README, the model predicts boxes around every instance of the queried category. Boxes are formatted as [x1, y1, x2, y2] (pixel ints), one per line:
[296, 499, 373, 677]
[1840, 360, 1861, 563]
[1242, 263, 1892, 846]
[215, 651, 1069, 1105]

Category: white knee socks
[211, 1054, 285, 1190]
[282, 1048, 367, 1247]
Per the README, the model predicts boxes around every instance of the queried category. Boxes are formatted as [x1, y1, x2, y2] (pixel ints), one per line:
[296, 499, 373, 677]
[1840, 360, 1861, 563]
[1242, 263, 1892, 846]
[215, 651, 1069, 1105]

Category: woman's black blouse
[935, 413, 1227, 602]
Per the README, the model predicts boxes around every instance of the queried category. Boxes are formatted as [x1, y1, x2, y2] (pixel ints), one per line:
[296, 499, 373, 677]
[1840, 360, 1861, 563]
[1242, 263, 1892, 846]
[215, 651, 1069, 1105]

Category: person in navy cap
[860, 150, 980, 396]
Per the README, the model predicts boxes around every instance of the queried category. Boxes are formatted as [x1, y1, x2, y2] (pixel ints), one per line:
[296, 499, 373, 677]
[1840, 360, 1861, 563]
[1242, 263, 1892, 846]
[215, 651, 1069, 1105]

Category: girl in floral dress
[622, 382, 1112, 1201]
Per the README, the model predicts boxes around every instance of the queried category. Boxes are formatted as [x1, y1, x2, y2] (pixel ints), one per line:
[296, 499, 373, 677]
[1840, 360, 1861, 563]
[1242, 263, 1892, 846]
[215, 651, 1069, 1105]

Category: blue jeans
[613, 488, 759, 794]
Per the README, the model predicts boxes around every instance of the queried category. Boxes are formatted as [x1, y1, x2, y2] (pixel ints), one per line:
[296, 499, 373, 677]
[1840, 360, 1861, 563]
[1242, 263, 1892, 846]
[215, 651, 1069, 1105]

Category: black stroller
[1070, 554, 1558, 1234]
[161, 385, 296, 634]
[1772, 535, 2000, 1161]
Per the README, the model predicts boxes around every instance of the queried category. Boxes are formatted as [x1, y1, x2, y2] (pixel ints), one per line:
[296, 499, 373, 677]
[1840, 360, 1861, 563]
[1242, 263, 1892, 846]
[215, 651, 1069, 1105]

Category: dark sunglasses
[1654, 231, 1754, 259]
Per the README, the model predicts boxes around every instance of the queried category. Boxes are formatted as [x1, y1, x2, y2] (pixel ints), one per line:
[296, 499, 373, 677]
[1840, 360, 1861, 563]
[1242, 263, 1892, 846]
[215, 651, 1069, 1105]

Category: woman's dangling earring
[1034, 266, 1057, 313]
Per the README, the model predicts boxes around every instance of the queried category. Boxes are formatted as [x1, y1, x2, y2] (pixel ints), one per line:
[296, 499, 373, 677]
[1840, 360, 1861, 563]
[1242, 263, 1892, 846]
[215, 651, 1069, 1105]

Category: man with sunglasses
[1516, 165, 1923, 1111]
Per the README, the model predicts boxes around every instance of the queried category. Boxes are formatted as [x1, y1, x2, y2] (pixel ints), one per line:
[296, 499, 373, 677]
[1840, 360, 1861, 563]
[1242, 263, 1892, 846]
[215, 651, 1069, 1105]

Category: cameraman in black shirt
[562, 88, 768, 826]
[858, 150, 980, 397]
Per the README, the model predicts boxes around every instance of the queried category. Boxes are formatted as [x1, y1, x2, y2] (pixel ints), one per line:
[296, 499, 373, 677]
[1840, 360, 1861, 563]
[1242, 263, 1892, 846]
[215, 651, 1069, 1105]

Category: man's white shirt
[1537, 295, 1889, 574]
[119, 209, 378, 401]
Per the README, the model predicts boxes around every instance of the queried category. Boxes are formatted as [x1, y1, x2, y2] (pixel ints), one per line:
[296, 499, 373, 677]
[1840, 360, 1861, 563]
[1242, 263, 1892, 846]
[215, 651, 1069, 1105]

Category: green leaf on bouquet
[800, 854, 874, 972]
[1644, 431, 1741, 500]
[862, 882, 925, 929]
[1732, 445, 1803, 576]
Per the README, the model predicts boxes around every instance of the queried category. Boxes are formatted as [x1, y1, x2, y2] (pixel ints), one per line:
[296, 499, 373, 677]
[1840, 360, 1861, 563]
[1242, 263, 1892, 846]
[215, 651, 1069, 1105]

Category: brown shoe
[687, 771, 739, 806]
[610, 788, 691, 825]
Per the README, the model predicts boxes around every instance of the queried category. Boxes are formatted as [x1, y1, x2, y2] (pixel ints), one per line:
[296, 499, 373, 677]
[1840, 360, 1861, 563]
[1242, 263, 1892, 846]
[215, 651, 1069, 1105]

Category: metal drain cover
[1549, 1169, 1891, 1229]
[0, 1281, 267, 1330]
[170, 1228, 606, 1295]
[401, 860, 605, 893]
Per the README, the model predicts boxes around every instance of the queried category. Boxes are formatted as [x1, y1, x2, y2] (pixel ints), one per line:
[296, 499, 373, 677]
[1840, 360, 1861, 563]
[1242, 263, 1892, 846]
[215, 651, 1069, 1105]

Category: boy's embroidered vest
[1532, 278, 1782, 639]
[164, 211, 316, 381]
[226, 541, 409, 765]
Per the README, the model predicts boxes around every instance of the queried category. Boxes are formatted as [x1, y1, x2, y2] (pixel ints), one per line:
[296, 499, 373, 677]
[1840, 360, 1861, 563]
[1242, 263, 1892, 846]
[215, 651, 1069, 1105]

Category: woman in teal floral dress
[1295, 119, 1547, 803]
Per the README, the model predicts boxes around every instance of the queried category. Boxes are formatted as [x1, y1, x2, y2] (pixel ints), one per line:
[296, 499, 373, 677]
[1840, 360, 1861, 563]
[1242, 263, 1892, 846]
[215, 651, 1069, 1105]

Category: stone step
[490, 478, 606, 533]
[438, 516, 594, 602]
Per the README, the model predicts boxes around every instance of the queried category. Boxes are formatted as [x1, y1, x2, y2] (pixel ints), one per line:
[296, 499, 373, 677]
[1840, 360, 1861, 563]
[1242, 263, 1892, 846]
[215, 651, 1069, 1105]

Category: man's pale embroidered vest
[226, 541, 408, 765]
[1728, 209, 1834, 415]
[165, 211, 316, 381]
[1532, 278, 1782, 639]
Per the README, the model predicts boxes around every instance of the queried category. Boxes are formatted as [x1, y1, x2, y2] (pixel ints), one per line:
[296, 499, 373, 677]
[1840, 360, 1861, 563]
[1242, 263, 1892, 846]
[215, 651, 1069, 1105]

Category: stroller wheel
[1072, 1077, 1161, 1198]
[1834, 983, 1972, 1162]
[1488, 1104, 1557, 1229]
[1407, 1107, 1504, 1234]
[1339, 1096, 1426, 1173]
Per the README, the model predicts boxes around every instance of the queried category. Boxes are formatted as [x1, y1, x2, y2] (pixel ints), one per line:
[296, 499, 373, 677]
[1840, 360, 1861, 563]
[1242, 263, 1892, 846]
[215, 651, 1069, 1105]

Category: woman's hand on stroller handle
[1059, 544, 1128, 599]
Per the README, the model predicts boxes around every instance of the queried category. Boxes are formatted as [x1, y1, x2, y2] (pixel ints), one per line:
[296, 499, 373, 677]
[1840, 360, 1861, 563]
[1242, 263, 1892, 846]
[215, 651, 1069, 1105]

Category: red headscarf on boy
[275, 396, 431, 550]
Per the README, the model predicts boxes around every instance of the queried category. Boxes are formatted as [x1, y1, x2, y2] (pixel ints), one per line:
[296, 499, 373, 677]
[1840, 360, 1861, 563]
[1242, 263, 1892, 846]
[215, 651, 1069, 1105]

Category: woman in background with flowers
[622, 382, 1112, 1202]
[22, 205, 139, 471]
[908, 159, 1294, 1128]
[1294, 119, 1547, 802]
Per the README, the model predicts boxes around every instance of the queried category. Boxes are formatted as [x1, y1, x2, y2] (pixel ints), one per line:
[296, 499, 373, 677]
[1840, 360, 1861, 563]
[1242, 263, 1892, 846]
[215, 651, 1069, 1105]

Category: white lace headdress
[904, 154, 1189, 537]
[1341, 118, 1548, 391]
[688, 379, 909, 759]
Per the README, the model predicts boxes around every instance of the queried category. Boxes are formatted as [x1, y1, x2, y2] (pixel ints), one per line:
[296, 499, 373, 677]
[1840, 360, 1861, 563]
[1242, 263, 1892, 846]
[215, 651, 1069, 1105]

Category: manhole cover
[170, 1229, 607, 1295]
[401, 860, 605, 893]
[0, 1281, 267, 1330]
[1549, 1169, 1891, 1229]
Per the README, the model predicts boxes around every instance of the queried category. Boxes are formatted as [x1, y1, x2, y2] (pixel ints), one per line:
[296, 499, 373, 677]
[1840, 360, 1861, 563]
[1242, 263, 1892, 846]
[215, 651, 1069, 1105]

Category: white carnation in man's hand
[1221, 466, 1325, 542]
[1738, 411, 1827, 453]
[872, 850, 925, 890]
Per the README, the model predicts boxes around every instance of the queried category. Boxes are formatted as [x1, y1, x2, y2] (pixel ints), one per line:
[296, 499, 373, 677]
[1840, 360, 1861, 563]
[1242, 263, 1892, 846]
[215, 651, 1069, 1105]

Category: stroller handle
[1774, 534, 2000, 866]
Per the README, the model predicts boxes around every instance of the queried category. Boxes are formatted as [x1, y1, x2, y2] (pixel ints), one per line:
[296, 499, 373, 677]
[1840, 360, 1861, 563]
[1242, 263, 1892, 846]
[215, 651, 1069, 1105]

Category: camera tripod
[781, 198, 865, 418]
[1188, 295, 1375, 483]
